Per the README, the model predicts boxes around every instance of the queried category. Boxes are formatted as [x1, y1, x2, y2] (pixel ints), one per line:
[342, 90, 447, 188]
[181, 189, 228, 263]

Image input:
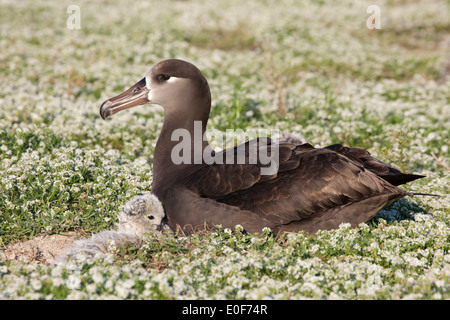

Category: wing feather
[215, 147, 404, 227]
[185, 138, 295, 197]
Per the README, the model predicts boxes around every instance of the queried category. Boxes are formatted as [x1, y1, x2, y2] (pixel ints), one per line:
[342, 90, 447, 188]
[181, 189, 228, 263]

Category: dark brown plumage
[100, 59, 425, 235]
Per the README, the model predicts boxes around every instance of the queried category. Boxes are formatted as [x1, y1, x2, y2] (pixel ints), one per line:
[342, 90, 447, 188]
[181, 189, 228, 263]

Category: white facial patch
[146, 76, 182, 101]
[145, 73, 152, 90]
[166, 76, 181, 83]
[145, 74, 187, 104]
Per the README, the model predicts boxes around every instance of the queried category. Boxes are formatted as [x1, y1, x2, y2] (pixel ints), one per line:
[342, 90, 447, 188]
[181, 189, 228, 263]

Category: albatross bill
[100, 77, 148, 120]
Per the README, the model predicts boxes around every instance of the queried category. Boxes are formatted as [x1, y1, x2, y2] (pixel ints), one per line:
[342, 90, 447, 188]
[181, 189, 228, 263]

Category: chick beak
[100, 77, 149, 119]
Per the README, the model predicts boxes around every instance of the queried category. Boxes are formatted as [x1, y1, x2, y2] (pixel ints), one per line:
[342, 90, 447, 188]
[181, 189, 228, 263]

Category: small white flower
[91, 271, 104, 284]
[262, 227, 271, 234]
[66, 274, 81, 290]
[30, 279, 42, 291]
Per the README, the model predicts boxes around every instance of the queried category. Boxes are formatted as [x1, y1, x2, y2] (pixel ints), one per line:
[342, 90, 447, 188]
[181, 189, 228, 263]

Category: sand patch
[1, 232, 81, 265]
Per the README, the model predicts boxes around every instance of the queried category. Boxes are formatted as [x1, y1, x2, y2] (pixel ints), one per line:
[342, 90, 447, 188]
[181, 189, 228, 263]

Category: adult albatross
[100, 59, 424, 235]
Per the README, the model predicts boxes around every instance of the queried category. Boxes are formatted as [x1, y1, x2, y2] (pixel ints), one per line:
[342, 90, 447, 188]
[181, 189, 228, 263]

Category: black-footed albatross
[100, 59, 425, 235]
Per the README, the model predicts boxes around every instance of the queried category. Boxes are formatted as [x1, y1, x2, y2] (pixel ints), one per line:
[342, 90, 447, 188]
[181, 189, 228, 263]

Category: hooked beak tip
[100, 100, 112, 120]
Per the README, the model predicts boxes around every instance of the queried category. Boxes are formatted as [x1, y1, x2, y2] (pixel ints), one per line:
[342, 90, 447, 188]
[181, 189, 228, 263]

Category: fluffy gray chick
[117, 193, 166, 236]
[54, 193, 167, 264]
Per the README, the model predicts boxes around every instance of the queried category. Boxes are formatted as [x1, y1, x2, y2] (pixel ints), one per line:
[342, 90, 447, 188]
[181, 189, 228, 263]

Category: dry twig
[431, 152, 449, 171]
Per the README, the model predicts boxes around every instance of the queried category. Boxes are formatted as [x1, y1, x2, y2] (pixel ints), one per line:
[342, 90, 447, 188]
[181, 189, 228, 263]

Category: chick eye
[148, 215, 155, 220]
[159, 74, 170, 81]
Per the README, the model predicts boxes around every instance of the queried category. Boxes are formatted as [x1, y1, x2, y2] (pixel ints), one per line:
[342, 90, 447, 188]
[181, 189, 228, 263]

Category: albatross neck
[152, 101, 211, 195]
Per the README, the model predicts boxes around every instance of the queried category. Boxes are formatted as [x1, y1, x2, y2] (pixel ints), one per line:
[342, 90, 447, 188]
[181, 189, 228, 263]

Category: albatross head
[99, 59, 211, 120]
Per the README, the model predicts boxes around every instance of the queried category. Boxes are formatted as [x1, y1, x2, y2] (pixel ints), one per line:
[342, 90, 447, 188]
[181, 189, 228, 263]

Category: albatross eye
[159, 74, 170, 81]
[148, 215, 155, 220]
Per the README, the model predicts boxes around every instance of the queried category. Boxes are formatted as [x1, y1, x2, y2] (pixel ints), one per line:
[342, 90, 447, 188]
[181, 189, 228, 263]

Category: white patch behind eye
[145, 75, 183, 102]
[166, 76, 180, 83]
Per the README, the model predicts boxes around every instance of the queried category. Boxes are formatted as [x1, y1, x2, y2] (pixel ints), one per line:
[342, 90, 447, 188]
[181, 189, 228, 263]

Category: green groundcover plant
[0, 0, 448, 299]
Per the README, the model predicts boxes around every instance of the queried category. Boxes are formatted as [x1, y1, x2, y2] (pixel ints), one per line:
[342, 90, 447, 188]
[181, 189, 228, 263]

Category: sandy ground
[1, 232, 80, 265]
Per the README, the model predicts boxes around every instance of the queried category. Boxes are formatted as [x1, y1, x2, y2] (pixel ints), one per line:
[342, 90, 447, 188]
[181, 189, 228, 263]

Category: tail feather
[411, 192, 442, 197]
[324, 144, 426, 187]
[379, 174, 425, 186]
